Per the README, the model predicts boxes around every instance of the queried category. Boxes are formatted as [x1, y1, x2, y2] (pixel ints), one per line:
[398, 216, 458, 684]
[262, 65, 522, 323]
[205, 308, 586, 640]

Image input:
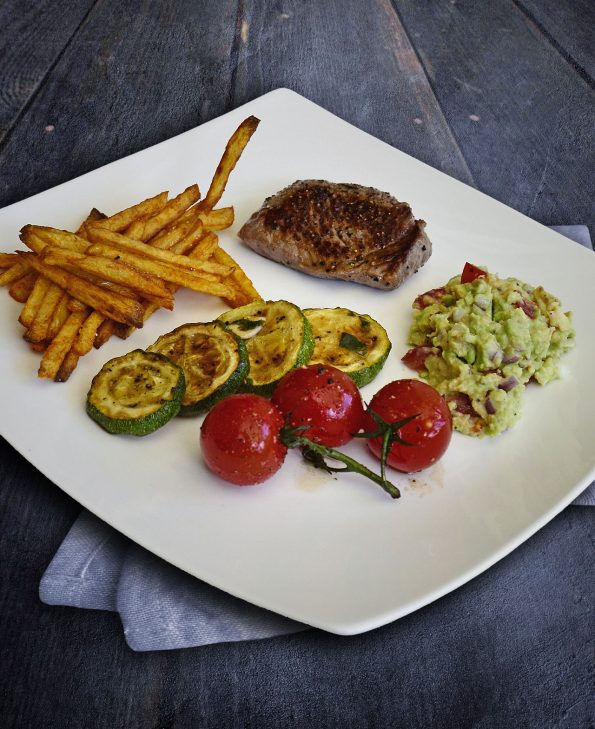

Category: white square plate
[1, 89, 593, 634]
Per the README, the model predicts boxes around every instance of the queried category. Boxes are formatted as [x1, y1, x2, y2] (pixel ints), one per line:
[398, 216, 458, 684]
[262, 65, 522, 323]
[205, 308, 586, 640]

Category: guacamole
[404, 268, 575, 436]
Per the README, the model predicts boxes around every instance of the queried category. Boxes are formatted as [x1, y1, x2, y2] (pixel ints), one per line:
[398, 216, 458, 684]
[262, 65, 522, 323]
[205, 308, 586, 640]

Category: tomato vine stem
[355, 409, 419, 483]
[280, 424, 401, 499]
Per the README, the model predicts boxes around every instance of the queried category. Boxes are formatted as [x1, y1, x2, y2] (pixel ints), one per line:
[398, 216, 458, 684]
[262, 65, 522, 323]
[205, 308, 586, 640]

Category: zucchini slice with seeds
[304, 307, 391, 387]
[86, 349, 185, 436]
[218, 300, 314, 396]
[147, 321, 248, 415]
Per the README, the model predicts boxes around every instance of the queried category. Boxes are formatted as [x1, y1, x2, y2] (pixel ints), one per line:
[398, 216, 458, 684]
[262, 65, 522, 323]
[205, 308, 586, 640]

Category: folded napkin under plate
[40, 225, 594, 651]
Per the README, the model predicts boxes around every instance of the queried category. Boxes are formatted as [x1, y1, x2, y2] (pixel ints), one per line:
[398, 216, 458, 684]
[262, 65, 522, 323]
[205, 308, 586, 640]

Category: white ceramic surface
[1, 89, 593, 634]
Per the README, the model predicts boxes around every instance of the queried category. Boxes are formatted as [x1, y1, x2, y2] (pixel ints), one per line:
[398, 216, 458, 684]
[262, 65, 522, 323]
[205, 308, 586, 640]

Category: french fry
[76, 208, 106, 236]
[40, 247, 174, 309]
[93, 319, 118, 349]
[96, 313, 143, 345]
[197, 117, 260, 212]
[25, 282, 65, 343]
[85, 228, 231, 275]
[67, 297, 89, 313]
[147, 214, 202, 250]
[153, 206, 232, 251]
[38, 309, 88, 380]
[47, 292, 71, 340]
[19, 276, 51, 328]
[0, 252, 19, 269]
[21, 253, 144, 328]
[212, 245, 262, 307]
[55, 349, 81, 382]
[8, 272, 37, 303]
[0, 261, 30, 286]
[3, 118, 261, 381]
[118, 236, 248, 339]
[73, 311, 105, 355]
[92, 191, 168, 232]
[75, 274, 141, 300]
[57, 264, 143, 300]
[198, 206, 235, 230]
[169, 226, 211, 256]
[19, 228, 49, 255]
[186, 230, 220, 260]
[123, 185, 200, 241]
[116, 234, 221, 337]
[84, 244, 234, 297]
[116, 301, 161, 341]
[21, 225, 89, 254]
[107, 322, 131, 340]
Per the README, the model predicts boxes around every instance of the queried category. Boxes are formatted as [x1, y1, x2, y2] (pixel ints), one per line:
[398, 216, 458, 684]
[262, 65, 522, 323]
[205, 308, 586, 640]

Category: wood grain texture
[0, 0, 97, 141]
[0, 0, 593, 726]
[230, 0, 475, 184]
[0, 0, 478, 211]
[393, 0, 595, 235]
[515, 0, 595, 81]
[0, 0, 239, 207]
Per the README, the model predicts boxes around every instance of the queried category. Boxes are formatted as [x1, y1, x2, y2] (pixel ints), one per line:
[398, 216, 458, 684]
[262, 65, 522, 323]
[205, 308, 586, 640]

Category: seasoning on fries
[0, 116, 262, 381]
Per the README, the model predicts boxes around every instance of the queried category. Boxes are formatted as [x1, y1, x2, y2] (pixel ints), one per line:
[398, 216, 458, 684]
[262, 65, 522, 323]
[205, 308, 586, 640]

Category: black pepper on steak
[238, 180, 431, 290]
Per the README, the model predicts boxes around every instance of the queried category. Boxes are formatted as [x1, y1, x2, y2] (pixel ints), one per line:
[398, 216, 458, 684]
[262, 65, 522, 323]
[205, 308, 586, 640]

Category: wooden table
[1, 2, 593, 727]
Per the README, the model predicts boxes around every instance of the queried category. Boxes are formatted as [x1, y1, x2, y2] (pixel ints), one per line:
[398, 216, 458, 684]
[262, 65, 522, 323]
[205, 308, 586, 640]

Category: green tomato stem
[280, 426, 401, 499]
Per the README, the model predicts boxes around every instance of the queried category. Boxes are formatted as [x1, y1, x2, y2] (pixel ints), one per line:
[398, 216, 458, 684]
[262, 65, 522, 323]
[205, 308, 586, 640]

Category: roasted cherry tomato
[200, 394, 287, 485]
[271, 364, 365, 447]
[460, 262, 487, 284]
[364, 379, 452, 473]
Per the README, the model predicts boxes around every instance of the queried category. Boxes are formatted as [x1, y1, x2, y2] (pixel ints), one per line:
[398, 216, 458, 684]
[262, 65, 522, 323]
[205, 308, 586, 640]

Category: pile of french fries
[0, 116, 262, 382]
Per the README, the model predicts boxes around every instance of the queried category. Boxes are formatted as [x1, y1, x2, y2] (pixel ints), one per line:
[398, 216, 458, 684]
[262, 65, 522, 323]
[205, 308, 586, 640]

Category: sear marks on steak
[238, 180, 432, 290]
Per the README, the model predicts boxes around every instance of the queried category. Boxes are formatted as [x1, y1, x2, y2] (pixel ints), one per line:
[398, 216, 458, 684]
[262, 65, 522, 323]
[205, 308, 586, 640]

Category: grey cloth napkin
[39, 225, 594, 651]
[40, 511, 306, 650]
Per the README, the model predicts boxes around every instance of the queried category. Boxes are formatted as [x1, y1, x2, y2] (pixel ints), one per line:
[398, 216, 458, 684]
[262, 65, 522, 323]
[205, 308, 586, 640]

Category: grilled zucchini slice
[304, 307, 391, 387]
[218, 300, 314, 395]
[86, 349, 185, 436]
[147, 321, 248, 415]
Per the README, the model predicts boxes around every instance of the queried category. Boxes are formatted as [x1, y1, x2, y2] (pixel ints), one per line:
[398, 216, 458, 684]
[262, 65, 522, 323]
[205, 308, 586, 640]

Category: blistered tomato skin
[272, 364, 365, 447]
[200, 394, 287, 485]
[364, 379, 452, 473]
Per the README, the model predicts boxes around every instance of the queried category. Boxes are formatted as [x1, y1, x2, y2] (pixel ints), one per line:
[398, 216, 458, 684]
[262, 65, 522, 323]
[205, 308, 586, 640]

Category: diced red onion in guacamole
[449, 392, 475, 415]
[515, 299, 536, 319]
[499, 376, 519, 392]
[487, 344, 503, 363]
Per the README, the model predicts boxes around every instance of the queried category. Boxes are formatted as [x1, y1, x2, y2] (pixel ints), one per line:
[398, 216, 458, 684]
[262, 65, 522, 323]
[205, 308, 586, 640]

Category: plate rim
[1, 87, 593, 634]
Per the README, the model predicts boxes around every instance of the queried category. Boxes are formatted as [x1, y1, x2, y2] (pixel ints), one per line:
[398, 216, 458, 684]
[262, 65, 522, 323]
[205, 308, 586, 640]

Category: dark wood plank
[515, 0, 595, 81]
[0, 0, 239, 207]
[0, 0, 476, 212]
[232, 0, 475, 185]
[0, 1, 593, 727]
[394, 0, 595, 236]
[0, 434, 167, 726]
[0, 0, 97, 141]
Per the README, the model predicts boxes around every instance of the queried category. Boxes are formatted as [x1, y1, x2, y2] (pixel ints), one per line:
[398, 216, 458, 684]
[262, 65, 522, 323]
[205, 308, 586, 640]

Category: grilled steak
[238, 180, 431, 290]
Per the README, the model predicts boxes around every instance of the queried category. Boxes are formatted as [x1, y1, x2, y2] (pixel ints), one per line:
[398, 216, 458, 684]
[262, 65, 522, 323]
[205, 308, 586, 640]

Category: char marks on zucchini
[147, 321, 249, 415]
[218, 300, 314, 396]
[86, 349, 185, 436]
[304, 307, 391, 387]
